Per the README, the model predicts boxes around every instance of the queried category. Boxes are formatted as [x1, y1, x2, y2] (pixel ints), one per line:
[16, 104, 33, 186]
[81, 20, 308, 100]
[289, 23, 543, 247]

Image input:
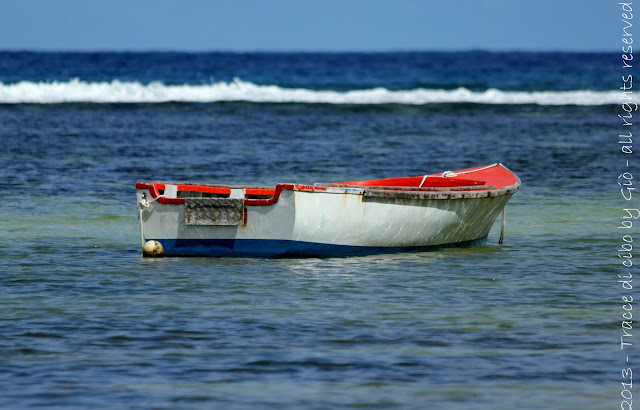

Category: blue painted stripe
[149, 236, 488, 257]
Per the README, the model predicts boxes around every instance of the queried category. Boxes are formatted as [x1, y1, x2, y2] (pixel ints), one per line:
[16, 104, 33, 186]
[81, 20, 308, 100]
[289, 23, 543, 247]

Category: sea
[0, 51, 626, 409]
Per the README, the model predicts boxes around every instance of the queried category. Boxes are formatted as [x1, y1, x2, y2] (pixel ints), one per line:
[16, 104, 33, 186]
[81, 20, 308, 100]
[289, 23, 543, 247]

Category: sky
[0, 0, 616, 52]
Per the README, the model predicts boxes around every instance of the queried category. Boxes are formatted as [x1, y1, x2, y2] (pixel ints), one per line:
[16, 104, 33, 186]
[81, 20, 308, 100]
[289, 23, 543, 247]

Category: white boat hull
[136, 180, 515, 257]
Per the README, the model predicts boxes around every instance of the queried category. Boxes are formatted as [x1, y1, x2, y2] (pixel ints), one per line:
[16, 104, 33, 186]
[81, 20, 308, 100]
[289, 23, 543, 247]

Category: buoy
[142, 240, 164, 257]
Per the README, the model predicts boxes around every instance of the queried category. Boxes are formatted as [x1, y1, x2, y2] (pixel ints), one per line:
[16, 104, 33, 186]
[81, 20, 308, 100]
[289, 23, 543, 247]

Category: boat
[135, 162, 520, 257]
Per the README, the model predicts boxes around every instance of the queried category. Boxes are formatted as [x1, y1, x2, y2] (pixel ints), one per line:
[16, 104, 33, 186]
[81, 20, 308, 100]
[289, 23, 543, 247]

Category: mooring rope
[138, 206, 146, 250]
[137, 193, 164, 250]
[441, 162, 500, 178]
[499, 206, 506, 245]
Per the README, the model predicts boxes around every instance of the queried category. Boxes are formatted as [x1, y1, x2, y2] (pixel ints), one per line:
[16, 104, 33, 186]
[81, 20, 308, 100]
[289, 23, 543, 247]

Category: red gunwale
[136, 163, 519, 207]
[332, 163, 517, 190]
[135, 181, 294, 206]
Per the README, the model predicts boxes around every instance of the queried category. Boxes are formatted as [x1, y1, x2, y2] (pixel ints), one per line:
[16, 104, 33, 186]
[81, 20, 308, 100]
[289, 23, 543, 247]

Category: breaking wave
[0, 78, 619, 105]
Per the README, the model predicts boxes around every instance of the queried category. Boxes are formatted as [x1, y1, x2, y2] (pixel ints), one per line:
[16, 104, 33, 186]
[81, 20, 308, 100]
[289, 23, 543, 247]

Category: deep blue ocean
[0, 51, 624, 408]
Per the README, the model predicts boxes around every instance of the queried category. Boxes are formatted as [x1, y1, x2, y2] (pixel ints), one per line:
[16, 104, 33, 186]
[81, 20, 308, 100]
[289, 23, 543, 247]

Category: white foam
[0, 77, 620, 105]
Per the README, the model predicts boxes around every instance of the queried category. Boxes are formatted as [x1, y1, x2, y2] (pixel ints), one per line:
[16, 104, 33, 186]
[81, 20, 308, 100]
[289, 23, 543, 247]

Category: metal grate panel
[184, 198, 244, 226]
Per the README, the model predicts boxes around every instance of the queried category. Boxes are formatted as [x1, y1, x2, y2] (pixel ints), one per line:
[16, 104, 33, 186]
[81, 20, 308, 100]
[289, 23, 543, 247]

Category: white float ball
[142, 240, 164, 257]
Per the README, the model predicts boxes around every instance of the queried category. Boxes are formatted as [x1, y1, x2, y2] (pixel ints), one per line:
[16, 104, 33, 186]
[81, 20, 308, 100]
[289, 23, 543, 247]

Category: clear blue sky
[0, 0, 615, 52]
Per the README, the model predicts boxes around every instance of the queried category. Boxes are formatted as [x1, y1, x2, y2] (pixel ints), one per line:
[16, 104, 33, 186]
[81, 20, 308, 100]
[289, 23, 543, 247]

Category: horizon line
[0, 47, 615, 54]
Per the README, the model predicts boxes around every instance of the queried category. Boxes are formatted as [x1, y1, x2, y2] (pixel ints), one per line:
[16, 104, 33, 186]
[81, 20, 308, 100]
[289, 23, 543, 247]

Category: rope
[137, 193, 164, 251]
[499, 206, 506, 245]
[138, 206, 146, 251]
[441, 162, 500, 178]
[139, 192, 165, 208]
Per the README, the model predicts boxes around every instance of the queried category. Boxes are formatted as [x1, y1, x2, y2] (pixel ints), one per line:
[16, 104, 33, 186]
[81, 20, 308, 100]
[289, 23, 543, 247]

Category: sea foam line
[0, 78, 618, 105]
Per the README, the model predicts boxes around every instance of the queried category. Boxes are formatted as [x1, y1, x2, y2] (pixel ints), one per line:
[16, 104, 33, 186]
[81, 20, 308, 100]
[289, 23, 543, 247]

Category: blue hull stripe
[149, 236, 489, 257]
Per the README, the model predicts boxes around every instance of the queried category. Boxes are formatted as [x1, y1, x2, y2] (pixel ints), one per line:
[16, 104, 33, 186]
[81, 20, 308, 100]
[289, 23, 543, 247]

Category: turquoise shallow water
[0, 51, 625, 408]
[0, 191, 617, 409]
